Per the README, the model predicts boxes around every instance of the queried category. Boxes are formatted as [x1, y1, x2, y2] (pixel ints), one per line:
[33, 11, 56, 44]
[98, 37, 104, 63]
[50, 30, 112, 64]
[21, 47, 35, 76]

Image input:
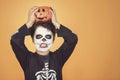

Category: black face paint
[42, 38, 46, 42]
[36, 34, 43, 39]
[45, 35, 52, 39]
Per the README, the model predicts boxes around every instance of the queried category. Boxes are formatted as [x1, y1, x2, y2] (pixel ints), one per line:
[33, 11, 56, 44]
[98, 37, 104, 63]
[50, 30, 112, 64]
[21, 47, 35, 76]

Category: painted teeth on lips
[40, 43, 48, 48]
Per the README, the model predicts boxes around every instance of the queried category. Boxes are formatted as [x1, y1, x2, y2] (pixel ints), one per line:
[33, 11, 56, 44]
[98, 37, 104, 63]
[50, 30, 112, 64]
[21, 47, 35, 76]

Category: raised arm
[10, 24, 31, 70]
[56, 25, 78, 65]
[10, 6, 38, 70]
[50, 8, 78, 65]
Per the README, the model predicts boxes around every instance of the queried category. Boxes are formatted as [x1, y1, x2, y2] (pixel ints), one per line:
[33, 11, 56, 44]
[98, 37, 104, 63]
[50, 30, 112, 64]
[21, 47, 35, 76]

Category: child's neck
[36, 50, 49, 56]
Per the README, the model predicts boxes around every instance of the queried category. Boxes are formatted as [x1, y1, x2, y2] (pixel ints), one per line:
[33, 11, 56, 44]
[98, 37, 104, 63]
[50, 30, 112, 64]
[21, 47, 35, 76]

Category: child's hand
[50, 7, 60, 29]
[26, 6, 38, 28]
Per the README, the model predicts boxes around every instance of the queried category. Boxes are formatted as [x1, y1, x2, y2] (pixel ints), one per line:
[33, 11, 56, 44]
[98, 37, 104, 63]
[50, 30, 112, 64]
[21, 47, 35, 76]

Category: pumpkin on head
[35, 6, 52, 23]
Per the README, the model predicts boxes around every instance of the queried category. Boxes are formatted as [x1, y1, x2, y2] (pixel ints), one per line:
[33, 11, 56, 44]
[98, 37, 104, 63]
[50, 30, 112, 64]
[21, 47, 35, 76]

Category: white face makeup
[33, 26, 53, 53]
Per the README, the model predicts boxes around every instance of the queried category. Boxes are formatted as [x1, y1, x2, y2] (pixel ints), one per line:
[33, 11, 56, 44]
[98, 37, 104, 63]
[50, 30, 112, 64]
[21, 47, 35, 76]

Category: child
[10, 6, 78, 80]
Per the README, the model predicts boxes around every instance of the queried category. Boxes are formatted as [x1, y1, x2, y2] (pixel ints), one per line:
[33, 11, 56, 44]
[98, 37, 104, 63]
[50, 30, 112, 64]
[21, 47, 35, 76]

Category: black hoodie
[10, 24, 78, 80]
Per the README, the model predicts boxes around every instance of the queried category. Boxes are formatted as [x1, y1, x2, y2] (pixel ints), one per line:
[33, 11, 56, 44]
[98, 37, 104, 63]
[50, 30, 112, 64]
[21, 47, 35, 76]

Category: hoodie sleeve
[55, 24, 78, 66]
[10, 24, 31, 70]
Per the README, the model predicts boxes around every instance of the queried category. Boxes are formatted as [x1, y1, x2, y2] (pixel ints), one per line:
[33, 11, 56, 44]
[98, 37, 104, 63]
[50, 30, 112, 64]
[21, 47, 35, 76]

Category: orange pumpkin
[35, 6, 52, 22]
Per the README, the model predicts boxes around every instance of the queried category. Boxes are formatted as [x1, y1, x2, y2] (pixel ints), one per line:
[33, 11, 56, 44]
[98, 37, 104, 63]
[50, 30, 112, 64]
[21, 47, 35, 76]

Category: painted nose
[42, 38, 46, 42]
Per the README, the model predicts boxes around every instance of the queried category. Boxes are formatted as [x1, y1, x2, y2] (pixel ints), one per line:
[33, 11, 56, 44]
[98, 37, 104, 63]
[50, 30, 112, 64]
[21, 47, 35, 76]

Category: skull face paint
[33, 26, 53, 53]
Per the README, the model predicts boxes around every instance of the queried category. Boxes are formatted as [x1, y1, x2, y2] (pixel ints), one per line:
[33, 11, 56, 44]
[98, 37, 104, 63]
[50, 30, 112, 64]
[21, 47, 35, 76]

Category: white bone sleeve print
[35, 62, 57, 80]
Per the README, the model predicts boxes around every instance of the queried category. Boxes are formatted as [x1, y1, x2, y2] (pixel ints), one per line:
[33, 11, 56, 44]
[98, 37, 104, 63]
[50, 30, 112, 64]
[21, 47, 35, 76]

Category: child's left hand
[50, 7, 60, 29]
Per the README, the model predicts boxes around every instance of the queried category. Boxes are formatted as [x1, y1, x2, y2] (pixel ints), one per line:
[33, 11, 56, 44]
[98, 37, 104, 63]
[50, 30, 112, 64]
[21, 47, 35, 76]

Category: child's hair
[30, 21, 56, 41]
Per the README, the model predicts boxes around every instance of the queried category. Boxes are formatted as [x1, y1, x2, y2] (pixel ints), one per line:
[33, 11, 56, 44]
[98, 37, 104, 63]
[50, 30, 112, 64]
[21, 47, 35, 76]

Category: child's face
[33, 26, 53, 52]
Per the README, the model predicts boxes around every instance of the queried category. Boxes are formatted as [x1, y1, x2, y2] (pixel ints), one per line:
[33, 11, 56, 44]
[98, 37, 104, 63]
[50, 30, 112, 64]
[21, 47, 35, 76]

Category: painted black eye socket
[36, 34, 43, 39]
[45, 35, 52, 39]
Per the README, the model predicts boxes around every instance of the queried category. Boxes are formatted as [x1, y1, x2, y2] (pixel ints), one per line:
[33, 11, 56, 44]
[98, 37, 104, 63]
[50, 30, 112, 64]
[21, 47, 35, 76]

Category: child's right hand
[26, 6, 38, 28]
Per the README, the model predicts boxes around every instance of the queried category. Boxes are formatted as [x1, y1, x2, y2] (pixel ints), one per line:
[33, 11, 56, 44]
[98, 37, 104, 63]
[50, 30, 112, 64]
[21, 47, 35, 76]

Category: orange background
[0, 0, 120, 80]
